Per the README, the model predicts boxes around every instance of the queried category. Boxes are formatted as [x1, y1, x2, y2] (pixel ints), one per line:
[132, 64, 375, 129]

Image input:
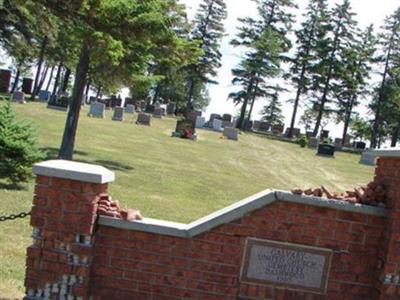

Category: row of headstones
[0, 69, 34, 94]
[88, 102, 153, 126]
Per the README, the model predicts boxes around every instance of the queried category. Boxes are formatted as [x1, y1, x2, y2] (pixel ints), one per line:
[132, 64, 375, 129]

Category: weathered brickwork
[24, 154, 400, 299]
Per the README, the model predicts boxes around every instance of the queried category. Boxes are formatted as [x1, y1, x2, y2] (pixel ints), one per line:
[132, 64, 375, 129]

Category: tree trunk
[245, 82, 259, 130]
[288, 66, 307, 138]
[31, 36, 48, 100]
[11, 68, 20, 93]
[371, 45, 393, 149]
[237, 76, 255, 130]
[312, 18, 342, 137]
[95, 86, 102, 100]
[37, 65, 49, 93]
[61, 67, 71, 93]
[46, 66, 55, 92]
[59, 43, 91, 160]
[153, 83, 161, 104]
[341, 94, 357, 146]
[391, 119, 400, 147]
[52, 62, 63, 96]
[186, 79, 195, 110]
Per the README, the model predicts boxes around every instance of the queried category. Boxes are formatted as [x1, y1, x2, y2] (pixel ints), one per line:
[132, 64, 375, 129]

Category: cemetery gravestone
[38, 90, 51, 102]
[222, 114, 232, 122]
[321, 130, 330, 140]
[213, 119, 223, 132]
[272, 124, 284, 135]
[252, 121, 261, 131]
[136, 113, 151, 126]
[112, 107, 124, 121]
[223, 127, 239, 141]
[12, 91, 25, 103]
[22, 78, 33, 94]
[153, 108, 163, 119]
[146, 104, 155, 113]
[259, 122, 270, 132]
[154, 101, 161, 109]
[47, 96, 69, 111]
[195, 116, 206, 128]
[222, 121, 235, 128]
[125, 104, 135, 114]
[185, 111, 198, 123]
[243, 120, 253, 131]
[166, 102, 176, 115]
[0, 69, 12, 93]
[241, 239, 332, 294]
[175, 119, 196, 139]
[139, 101, 146, 111]
[359, 150, 376, 166]
[306, 131, 314, 139]
[209, 114, 221, 123]
[334, 138, 343, 150]
[308, 137, 319, 149]
[285, 128, 301, 138]
[317, 144, 335, 157]
[88, 102, 106, 118]
[355, 142, 366, 150]
[124, 97, 134, 107]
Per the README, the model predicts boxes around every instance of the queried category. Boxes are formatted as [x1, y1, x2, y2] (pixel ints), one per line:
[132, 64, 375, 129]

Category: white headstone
[223, 127, 239, 141]
[112, 107, 124, 121]
[155, 101, 161, 109]
[195, 116, 206, 128]
[125, 104, 135, 114]
[359, 150, 376, 166]
[88, 102, 105, 118]
[213, 119, 223, 132]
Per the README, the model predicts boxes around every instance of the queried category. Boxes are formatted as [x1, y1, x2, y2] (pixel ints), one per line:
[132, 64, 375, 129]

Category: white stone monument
[359, 150, 376, 166]
[195, 116, 206, 128]
[213, 119, 223, 132]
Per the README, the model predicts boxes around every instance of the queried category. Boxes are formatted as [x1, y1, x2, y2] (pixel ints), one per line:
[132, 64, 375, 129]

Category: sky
[180, 0, 400, 138]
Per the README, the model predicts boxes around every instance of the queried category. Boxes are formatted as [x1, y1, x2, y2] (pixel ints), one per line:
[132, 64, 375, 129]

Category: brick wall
[24, 153, 400, 300]
[91, 202, 385, 300]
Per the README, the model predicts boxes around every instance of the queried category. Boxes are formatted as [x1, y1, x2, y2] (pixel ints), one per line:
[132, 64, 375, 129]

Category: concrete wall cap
[371, 148, 400, 158]
[33, 160, 115, 184]
[99, 189, 387, 238]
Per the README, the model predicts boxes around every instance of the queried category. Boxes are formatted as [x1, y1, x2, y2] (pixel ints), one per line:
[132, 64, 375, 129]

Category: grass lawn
[0, 101, 375, 298]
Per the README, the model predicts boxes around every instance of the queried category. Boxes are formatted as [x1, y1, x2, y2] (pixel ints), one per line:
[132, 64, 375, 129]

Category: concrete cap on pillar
[371, 148, 400, 158]
[33, 160, 115, 184]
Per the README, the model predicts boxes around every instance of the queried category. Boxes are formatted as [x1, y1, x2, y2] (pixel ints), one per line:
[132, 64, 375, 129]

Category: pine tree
[336, 25, 377, 145]
[0, 102, 44, 184]
[185, 0, 227, 110]
[229, 0, 296, 130]
[260, 88, 284, 125]
[310, 0, 358, 136]
[287, 0, 329, 138]
[370, 7, 400, 148]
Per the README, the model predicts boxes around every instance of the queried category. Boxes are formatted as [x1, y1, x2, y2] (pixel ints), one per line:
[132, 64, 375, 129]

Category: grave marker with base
[125, 104, 135, 114]
[153, 108, 163, 119]
[136, 113, 151, 126]
[12, 91, 25, 103]
[88, 102, 106, 118]
[112, 107, 124, 121]
[223, 127, 239, 141]
[213, 119, 223, 132]
[317, 144, 335, 157]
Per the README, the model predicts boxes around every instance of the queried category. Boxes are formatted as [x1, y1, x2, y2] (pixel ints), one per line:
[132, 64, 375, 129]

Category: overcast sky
[181, 0, 400, 138]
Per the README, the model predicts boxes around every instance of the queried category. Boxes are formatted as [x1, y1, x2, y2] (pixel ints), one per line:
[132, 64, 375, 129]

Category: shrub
[0, 102, 45, 184]
[298, 136, 308, 148]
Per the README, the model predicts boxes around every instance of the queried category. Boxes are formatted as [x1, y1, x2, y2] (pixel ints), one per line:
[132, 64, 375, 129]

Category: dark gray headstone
[136, 113, 151, 126]
[112, 107, 124, 121]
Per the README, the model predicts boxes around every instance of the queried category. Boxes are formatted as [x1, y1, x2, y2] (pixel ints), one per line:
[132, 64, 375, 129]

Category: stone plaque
[240, 239, 332, 294]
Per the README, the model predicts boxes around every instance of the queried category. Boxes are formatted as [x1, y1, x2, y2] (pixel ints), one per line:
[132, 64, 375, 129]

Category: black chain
[0, 211, 31, 222]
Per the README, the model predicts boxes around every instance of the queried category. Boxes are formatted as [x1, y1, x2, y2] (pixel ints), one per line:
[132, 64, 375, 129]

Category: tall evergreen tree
[370, 7, 400, 148]
[229, 0, 296, 130]
[310, 0, 358, 137]
[260, 88, 284, 125]
[185, 0, 227, 110]
[336, 25, 377, 145]
[286, 0, 329, 138]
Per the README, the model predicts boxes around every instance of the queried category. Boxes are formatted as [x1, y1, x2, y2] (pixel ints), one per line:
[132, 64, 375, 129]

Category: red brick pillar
[24, 160, 114, 300]
[373, 150, 400, 299]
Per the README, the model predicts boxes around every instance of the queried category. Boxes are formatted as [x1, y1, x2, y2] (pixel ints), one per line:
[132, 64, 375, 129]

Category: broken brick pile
[291, 181, 387, 207]
[96, 194, 143, 221]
